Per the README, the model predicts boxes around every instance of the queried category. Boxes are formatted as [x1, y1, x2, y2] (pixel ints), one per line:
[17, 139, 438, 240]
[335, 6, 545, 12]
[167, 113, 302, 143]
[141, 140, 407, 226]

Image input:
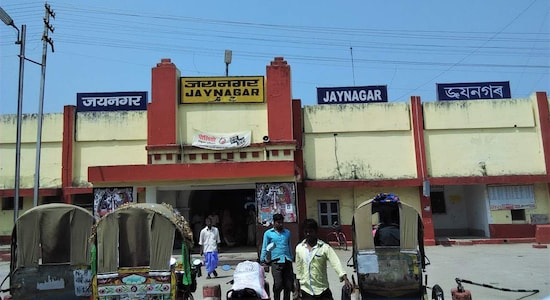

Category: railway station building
[1, 57, 549, 247]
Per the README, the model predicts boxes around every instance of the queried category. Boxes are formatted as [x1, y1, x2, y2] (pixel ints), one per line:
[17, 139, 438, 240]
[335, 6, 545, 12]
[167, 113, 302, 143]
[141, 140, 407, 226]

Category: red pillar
[292, 99, 306, 240]
[266, 57, 293, 141]
[148, 58, 179, 147]
[536, 92, 550, 176]
[61, 105, 75, 204]
[535, 92, 550, 213]
[410, 96, 435, 246]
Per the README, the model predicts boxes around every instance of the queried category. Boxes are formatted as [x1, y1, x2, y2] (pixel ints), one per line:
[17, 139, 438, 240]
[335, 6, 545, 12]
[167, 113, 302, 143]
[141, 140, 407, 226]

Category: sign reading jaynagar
[76, 91, 147, 112]
[317, 86, 388, 104]
[437, 81, 511, 101]
[181, 76, 265, 103]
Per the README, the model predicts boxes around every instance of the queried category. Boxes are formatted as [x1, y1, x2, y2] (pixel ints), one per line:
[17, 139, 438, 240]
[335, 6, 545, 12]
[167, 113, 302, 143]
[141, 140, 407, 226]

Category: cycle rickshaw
[89, 202, 198, 300]
[2, 203, 95, 299]
[350, 193, 443, 300]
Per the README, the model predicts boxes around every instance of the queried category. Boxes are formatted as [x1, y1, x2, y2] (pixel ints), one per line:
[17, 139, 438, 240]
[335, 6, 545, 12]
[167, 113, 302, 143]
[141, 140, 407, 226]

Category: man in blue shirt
[260, 213, 294, 300]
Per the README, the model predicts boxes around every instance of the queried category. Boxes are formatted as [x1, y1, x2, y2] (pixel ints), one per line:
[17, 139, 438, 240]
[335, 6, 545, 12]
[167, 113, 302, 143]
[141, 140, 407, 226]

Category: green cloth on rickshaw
[182, 242, 191, 285]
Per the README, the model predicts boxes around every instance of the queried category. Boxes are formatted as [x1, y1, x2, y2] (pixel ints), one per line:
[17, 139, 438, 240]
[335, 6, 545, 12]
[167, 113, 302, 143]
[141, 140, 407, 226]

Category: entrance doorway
[189, 189, 256, 250]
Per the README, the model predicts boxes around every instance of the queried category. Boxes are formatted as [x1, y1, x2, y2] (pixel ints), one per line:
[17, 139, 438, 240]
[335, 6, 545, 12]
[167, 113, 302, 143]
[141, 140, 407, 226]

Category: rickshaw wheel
[431, 284, 444, 300]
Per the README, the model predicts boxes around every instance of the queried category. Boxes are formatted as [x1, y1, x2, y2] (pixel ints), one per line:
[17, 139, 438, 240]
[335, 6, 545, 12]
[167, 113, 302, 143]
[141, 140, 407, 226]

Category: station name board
[437, 81, 511, 101]
[317, 86, 388, 104]
[77, 91, 147, 112]
[181, 76, 265, 103]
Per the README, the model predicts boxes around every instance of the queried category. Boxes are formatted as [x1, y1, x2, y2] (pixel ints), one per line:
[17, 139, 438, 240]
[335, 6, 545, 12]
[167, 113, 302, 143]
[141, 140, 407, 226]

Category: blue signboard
[437, 81, 511, 101]
[76, 91, 148, 112]
[317, 86, 388, 104]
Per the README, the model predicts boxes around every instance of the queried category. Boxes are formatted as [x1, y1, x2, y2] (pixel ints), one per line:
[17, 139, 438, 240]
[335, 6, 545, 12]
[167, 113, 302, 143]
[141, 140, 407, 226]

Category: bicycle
[326, 221, 347, 250]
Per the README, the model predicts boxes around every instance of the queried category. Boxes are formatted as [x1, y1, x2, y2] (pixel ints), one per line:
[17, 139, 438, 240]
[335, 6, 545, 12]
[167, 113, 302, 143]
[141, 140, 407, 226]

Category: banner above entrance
[181, 76, 265, 103]
[192, 129, 251, 150]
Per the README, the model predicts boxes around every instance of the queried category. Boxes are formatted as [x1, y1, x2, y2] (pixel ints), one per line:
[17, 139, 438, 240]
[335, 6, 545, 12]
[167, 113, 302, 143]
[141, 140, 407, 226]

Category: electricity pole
[33, 3, 55, 207]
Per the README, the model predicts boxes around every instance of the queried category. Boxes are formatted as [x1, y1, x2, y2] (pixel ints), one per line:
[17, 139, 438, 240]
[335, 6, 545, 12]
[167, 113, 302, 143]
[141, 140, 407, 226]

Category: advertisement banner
[181, 76, 265, 103]
[488, 185, 535, 210]
[317, 85, 388, 104]
[437, 81, 511, 101]
[76, 91, 147, 112]
[256, 182, 297, 226]
[192, 130, 251, 150]
[93, 187, 133, 220]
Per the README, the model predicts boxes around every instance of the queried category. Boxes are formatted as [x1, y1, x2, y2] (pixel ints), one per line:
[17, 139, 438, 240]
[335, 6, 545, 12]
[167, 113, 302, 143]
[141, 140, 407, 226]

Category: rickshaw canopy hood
[90, 202, 193, 273]
[353, 193, 423, 251]
[14, 203, 94, 268]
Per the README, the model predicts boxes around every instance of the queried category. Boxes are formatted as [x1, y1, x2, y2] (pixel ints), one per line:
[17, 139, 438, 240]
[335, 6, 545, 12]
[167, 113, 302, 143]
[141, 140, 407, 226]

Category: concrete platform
[0, 238, 544, 262]
[1, 243, 549, 300]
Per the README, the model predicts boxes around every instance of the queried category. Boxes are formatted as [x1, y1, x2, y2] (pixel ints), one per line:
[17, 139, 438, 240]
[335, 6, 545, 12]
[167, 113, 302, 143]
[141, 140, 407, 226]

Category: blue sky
[1, 0, 548, 114]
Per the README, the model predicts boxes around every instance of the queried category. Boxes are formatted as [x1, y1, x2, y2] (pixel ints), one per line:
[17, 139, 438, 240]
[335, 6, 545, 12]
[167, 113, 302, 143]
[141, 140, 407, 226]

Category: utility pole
[350, 46, 356, 86]
[33, 2, 55, 207]
[0, 6, 26, 223]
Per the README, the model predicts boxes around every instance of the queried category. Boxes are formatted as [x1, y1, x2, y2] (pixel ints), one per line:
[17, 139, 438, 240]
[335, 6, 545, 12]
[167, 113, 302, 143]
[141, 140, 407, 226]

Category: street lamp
[224, 49, 232, 76]
[0, 6, 26, 224]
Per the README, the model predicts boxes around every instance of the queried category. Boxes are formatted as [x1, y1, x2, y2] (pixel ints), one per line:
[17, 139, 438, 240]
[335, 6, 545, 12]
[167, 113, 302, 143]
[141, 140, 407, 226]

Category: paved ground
[1, 243, 549, 299]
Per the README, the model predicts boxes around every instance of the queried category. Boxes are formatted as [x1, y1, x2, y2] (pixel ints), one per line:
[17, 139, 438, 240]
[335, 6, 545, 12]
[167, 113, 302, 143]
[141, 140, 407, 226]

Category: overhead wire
[3, 3, 547, 62]
[1, 1, 548, 99]
[394, 0, 545, 100]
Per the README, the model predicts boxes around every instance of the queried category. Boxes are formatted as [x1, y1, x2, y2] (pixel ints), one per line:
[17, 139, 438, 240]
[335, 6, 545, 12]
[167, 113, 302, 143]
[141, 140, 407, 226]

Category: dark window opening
[73, 193, 94, 211]
[2, 197, 23, 210]
[511, 209, 526, 221]
[430, 191, 446, 214]
[42, 196, 62, 204]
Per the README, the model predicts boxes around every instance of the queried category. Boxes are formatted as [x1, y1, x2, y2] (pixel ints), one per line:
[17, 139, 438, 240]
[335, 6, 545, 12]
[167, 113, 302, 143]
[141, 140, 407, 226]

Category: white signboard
[74, 269, 92, 296]
[192, 130, 251, 150]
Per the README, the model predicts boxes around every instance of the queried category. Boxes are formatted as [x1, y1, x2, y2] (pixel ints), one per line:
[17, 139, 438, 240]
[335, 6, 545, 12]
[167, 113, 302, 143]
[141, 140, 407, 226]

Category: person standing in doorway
[260, 213, 294, 300]
[199, 218, 221, 279]
[208, 210, 220, 227]
[246, 204, 257, 246]
[191, 212, 204, 247]
[295, 218, 352, 300]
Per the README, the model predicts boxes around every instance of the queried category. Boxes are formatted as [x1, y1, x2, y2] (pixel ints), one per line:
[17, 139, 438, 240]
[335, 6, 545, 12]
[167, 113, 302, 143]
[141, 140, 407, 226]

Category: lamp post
[0, 6, 26, 224]
[224, 50, 232, 76]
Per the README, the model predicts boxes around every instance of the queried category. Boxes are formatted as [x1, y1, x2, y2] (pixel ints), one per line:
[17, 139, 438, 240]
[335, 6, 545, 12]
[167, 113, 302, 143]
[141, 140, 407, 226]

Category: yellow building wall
[73, 111, 147, 186]
[178, 103, 268, 144]
[303, 103, 416, 180]
[0, 195, 33, 235]
[0, 113, 64, 189]
[424, 97, 545, 177]
[305, 187, 421, 226]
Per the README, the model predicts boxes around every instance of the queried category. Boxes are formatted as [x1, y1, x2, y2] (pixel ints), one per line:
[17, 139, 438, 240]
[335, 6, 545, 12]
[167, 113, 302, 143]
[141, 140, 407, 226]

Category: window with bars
[318, 200, 340, 228]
